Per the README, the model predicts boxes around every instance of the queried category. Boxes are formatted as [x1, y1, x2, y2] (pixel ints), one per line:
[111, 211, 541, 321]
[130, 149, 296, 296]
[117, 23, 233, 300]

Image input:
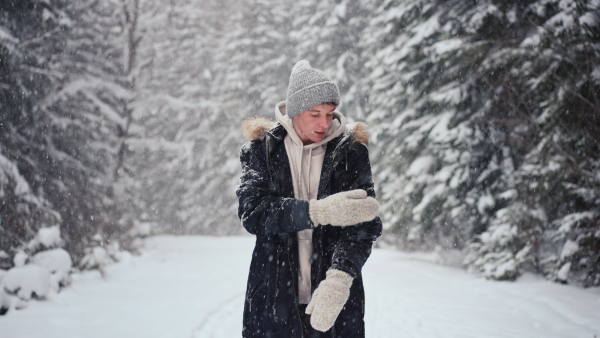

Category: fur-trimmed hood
[242, 117, 369, 145]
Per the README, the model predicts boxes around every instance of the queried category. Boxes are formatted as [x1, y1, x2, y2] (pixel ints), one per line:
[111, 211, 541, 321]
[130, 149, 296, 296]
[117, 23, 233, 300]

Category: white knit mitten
[309, 189, 379, 226]
[305, 269, 353, 332]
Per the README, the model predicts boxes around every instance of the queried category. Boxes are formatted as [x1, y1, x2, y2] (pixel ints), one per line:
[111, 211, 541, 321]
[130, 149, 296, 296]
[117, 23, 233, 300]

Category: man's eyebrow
[309, 108, 335, 113]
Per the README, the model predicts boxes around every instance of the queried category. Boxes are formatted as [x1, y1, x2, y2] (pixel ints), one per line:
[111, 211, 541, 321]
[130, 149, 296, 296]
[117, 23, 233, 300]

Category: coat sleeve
[330, 142, 383, 278]
[236, 140, 314, 236]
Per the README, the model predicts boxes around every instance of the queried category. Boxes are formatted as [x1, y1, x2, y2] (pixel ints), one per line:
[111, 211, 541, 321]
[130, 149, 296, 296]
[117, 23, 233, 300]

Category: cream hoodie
[275, 101, 347, 304]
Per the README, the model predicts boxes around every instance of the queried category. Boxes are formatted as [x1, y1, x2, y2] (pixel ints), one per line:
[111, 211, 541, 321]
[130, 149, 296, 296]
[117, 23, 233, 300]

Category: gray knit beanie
[286, 60, 340, 119]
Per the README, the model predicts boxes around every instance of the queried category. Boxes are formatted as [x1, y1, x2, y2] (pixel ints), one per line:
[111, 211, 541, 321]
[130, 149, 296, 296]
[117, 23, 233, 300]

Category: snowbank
[0, 226, 74, 315]
[31, 248, 73, 290]
[3, 265, 51, 300]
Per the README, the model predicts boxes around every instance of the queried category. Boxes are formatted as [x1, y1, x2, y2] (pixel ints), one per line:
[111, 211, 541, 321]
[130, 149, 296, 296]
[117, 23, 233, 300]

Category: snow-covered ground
[1, 236, 599, 338]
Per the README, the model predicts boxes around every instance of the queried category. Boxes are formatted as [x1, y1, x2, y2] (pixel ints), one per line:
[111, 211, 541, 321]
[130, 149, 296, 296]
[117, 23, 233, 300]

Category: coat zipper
[247, 279, 265, 313]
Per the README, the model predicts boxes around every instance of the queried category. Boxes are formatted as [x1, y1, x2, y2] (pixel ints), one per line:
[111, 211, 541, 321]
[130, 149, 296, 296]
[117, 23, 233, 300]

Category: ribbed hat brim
[287, 81, 340, 119]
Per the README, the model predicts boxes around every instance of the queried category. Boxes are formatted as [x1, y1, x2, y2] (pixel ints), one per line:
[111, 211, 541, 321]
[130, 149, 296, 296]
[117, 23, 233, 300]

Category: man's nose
[318, 117, 330, 129]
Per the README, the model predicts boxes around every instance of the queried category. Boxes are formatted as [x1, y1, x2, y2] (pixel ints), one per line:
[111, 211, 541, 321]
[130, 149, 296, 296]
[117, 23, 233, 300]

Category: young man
[237, 60, 382, 337]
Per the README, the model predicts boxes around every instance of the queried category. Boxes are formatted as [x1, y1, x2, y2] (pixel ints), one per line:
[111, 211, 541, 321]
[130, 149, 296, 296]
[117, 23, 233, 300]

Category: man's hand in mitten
[309, 189, 378, 226]
[305, 269, 353, 332]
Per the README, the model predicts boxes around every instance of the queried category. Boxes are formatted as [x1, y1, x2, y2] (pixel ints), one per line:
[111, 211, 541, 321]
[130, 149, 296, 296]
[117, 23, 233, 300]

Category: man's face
[292, 103, 335, 145]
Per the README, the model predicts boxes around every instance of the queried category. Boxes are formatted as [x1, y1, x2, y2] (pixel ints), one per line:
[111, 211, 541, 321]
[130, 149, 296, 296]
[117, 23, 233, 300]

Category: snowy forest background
[1, 0, 599, 288]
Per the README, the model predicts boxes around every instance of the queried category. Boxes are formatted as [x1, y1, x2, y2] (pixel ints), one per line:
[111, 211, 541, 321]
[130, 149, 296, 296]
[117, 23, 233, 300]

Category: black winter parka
[236, 118, 382, 338]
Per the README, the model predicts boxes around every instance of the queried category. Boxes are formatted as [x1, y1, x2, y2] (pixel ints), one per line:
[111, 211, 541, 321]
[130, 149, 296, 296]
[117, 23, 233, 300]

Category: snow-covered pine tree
[0, 154, 61, 269]
[120, 0, 185, 235]
[468, 0, 600, 286]
[212, 0, 294, 117]
[534, 0, 600, 287]
[0, 0, 65, 263]
[291, 0, 374, 119]
[31, 0, 137, 262]
[362, 0, 508, 252]
[447, 0, 560, 281]
[363, 0, 599, 286]
[182, 0, 297, 234]
[128, 0, 244, 235]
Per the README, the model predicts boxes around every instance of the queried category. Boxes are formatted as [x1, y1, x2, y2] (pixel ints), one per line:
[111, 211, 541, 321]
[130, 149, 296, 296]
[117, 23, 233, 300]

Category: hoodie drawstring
[307, 148, 313, 197]
[297, 146, 315, 199]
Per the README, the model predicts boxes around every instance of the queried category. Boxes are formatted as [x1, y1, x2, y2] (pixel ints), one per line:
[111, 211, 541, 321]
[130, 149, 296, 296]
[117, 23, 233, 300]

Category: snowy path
[1, 236, 599, 338]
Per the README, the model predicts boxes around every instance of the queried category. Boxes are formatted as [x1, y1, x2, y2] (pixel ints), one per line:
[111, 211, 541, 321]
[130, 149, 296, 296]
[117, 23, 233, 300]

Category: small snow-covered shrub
[0, 270, 7, 315]
[31, 248, 72, 274]
[3, 265, 51, 300]
[27, 225, 63, 254]
[80, 246, 116, 271]
[79, 233, 122, 271]
[0, 251, 9, 270]
[128, 221, 153, 253]
[31, 248, 73, 290]
[465, 203, 543, 281]
[0, 289, 9, 315]
[466, 223, 521, 280]
[545, 211, 600, 286]
[1, 226, 73, 302]
[13, 251, 28, 268]
[130, 221, 153, 238]
[0, 287, 11, 315]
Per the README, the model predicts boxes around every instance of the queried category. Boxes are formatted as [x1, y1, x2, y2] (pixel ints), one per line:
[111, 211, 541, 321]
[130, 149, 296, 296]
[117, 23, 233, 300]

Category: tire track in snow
[191, 292, 244, 338]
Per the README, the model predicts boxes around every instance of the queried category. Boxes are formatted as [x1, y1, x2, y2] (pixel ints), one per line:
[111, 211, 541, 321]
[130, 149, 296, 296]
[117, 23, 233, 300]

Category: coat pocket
[246, 278, 266, 313]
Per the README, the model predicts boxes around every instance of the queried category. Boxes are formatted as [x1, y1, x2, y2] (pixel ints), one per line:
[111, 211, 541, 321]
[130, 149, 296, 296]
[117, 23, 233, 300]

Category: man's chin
[313, 132, 326, 141]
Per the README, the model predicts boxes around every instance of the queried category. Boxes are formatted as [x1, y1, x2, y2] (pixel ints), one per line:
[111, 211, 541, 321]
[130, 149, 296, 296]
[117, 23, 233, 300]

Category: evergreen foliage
[130, 0, 245, 235]
[362, 0, 599, 286]
[1, 0, 136, 267]
[292, 0, 374, 119]
[0, 0, 68, 263]
[40, 0, 135, 260]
